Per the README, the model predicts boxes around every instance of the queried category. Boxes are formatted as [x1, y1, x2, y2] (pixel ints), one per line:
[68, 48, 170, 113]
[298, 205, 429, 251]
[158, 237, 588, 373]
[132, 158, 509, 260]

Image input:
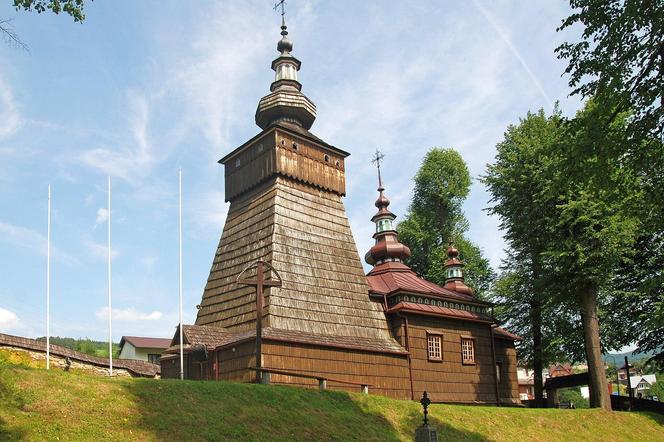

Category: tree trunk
[530, 299, 544, 407]
[580, 286, 611, 410]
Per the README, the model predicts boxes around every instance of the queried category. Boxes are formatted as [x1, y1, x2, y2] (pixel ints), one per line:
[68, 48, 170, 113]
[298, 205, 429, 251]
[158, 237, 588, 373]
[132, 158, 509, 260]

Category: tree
[397, 148, 495, 298]
[1, 0, 89, 51]
[556, 0, 664, 142]
[484, 109, 585, 406]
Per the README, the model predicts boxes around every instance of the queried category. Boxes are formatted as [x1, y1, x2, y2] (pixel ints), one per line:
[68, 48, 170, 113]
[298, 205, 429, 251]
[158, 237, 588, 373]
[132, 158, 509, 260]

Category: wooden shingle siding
[263, 341, 411, 399]
[403, 315, 519, 404]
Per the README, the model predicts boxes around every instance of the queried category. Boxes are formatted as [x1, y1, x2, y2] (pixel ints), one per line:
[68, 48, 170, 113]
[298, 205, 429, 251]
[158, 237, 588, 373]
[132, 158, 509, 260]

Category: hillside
[1, 349, 663, 442]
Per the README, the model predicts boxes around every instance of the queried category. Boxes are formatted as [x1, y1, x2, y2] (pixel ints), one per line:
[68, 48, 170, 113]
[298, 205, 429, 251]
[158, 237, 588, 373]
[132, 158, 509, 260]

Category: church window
[461, 338, 475, 364]
[281, 139, 286, 146]
[235, 158, 241, 168]
[292, 142, 298, 150]
[496, 363, 502, 383]
[427, 334, 442, 361]
[257, 143, 264, 152]
[335, 160, 340, 167]
[324, 154, 330, 162]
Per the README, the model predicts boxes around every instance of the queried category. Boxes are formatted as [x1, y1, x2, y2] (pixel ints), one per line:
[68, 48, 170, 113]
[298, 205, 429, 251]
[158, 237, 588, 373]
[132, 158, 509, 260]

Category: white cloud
[0, 75, 21, 139]
[80, 92, 155, 183]
[191, 190, 229, 233]
[95, 207, 109, 225]
[0, 307, 20, 331]
[95, 306, 163, 322]
[0, 220, 77, 265]
[84, 239, 119, 261]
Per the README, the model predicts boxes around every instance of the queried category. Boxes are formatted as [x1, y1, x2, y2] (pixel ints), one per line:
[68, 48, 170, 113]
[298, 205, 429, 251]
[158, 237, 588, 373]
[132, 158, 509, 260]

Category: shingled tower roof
[195, 19, 399, 349]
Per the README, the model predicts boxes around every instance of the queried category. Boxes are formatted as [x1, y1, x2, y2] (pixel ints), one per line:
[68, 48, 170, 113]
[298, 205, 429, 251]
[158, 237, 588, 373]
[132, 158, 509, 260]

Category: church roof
[165, 325, 407, 355]
[386, 301, 493, 323]
[367, 261, 484, 304]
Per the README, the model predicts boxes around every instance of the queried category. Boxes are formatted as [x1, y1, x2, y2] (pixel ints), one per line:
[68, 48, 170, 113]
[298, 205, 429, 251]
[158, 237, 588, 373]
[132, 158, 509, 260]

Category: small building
[630, 374, 657, 397]
[118, 336, 171, 364]
[548, 363, 573, 378]
[517, 368, 535, 400]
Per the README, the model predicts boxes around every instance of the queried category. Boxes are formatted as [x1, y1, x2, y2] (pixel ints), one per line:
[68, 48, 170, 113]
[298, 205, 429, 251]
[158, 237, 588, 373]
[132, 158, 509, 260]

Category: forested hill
[34, 336, 120, 358]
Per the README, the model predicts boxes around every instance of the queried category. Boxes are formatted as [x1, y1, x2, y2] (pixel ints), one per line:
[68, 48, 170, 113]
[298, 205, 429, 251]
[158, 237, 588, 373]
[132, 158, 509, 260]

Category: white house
[629, 374, 657, 397]
[118, 336, 171, 364]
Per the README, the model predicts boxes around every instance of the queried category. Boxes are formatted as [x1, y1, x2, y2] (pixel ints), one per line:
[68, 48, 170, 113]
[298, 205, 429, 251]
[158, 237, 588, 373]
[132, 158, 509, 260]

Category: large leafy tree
[484, 109, 568, 406]
[556, 0, 664, 142]
[398, 148, 495, 298]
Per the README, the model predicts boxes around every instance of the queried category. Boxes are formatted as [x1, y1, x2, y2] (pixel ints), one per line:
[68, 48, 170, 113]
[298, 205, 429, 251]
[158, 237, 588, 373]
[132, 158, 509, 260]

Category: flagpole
[108, 176, 113, 377]
[179, 168, 184, 380]
[46, 185, 51, 370]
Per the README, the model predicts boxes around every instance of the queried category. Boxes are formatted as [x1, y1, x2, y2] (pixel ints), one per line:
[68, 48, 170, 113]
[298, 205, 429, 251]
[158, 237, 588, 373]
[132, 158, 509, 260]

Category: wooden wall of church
[494, 338, 520, 404]
[262, 341, 411, 399]
[401, 315, 520, 404]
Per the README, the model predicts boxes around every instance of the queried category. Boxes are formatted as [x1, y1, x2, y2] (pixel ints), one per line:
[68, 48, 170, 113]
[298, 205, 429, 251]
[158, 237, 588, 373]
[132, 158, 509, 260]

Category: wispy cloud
[0, 307, 21, 331]
[80, 92, 155, 183]
[95, 306, 163, 322]
[84, 239, 118, 261]
[0, 75, 21, 139]
[472, 0, 553, 108]
[0, 220, 77, 265]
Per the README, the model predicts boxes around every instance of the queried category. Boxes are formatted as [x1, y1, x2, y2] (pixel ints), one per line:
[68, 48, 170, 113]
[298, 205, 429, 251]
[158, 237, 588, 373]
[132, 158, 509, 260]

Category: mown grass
[0, 349, 662, 441]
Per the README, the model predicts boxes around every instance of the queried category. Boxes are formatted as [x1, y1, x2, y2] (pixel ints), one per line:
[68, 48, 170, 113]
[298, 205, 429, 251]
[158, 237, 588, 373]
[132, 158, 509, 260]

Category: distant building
[548, 363, 573, 378]
[630, 374, 657, 398]
[517, 368, 535, 400]
[118, 336, 171, 364]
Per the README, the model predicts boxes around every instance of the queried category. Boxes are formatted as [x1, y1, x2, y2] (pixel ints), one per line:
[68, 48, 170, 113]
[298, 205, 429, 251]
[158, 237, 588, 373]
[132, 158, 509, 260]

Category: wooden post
[490, 317, 501, 407]
[255, 260, 264, 384]
[236, 260, 282, 384]
[625, 356, 634, 411]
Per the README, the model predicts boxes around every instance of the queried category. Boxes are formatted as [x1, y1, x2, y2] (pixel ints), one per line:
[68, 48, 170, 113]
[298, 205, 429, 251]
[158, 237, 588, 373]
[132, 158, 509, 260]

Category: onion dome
[255, 17, 316, 130]
[365, 172, 411, 266]
[442, 244, 474, 295]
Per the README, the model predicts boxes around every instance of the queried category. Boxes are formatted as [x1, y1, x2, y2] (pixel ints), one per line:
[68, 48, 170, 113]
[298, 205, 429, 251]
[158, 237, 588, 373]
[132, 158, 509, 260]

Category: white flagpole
[108, 176, 113, 377]
[46, 185, 51, 370]
[179, 168, 184, 380]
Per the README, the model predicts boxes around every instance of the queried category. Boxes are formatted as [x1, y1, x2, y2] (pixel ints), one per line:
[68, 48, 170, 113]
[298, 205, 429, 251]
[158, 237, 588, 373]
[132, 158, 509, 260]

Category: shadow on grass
[120, 379, 488, 441]
[0, 417, 27, 441]
[638, 411, 664, 427]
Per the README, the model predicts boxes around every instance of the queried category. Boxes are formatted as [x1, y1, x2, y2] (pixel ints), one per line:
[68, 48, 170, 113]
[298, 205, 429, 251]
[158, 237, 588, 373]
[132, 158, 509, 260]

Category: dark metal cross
[420, 391, 431, 426]
[274, 0, 286, 18]
[237, 260, 282, 383]
[371, 149, 385, 188]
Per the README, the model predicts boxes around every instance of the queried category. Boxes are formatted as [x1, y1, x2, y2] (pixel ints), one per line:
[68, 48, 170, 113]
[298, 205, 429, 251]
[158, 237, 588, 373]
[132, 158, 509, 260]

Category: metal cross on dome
[274, 0, 286, 18]
[371, 149, 385, 188]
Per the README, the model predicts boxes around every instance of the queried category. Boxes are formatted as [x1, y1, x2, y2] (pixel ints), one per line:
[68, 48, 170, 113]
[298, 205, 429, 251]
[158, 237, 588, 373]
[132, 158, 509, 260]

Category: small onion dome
[375, 186, 390, 208]
[277, 25, 293, 53]
[444, 245, 462, 267]
[443, 244, 474, 295]
[365, 235, 411, 265]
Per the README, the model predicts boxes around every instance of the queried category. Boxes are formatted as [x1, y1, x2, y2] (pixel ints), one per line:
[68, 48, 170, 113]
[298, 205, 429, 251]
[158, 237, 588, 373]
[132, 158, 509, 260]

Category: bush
[557, 387, 589, 408]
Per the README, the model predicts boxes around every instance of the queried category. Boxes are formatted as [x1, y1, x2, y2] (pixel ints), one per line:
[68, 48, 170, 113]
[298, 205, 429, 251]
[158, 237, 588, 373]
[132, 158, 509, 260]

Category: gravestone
[415, 391, 438, 442]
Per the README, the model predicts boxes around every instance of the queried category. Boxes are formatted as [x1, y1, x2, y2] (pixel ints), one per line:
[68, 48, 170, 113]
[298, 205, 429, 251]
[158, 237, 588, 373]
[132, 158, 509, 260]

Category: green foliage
[558, 387, 590, 409]
[557, 0, 664, 142]
[398, 148, 495, 298]
[13, 0, 88, 22]
[648, 380, 664, 400]
[35, 336, 120, 358]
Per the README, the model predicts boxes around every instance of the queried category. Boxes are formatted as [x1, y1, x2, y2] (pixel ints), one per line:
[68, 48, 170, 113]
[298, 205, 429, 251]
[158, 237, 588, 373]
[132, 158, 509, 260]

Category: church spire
[365, 150, 411, 266]
[442, 244, 474, 295]
[255, 2, 317, 130]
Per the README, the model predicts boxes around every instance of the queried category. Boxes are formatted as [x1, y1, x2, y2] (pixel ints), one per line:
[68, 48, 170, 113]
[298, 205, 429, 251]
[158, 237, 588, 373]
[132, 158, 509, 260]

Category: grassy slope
[1, 350, 662, 442]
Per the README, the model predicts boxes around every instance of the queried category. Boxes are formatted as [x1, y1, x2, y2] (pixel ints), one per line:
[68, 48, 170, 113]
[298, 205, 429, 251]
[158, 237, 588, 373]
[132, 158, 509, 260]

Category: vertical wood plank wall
[263, 341, 411, 399]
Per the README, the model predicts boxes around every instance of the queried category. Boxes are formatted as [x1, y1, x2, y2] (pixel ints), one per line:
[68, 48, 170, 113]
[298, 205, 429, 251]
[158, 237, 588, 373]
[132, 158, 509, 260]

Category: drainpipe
[397, 312, 415, 400]
[490, 306, 500, 407]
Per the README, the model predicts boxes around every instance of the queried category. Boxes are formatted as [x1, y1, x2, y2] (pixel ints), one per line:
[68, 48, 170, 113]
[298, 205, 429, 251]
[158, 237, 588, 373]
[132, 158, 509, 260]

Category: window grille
[427, 334, 442, 361]
[461, 338, 475, 364]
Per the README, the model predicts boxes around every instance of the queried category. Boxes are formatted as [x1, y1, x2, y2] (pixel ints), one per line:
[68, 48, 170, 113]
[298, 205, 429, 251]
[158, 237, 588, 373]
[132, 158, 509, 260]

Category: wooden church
[161, 17, 521, 405]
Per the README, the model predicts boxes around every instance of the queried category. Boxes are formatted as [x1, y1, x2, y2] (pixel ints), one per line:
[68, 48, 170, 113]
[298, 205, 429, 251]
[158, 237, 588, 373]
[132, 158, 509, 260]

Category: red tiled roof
[493, 326, 522, 341]
[0, 333, 159, 377]
[366, 261, 484, 303]
[386, 301, 493, 323]
[120, 336, 172, 350]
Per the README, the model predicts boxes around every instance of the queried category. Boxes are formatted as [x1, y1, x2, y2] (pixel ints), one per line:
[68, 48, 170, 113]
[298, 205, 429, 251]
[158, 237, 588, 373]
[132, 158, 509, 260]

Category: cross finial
[371, 149, 385, 189]
[274, 0, 287, 26]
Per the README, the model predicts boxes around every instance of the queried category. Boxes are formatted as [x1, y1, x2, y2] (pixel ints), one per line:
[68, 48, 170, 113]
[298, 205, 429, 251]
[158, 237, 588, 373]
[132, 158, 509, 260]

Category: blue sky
[0, 0, 585, 342]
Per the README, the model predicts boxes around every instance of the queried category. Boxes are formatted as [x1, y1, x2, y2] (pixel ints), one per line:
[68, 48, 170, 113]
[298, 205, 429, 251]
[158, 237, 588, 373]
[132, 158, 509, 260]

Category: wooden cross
[371, 149, 385, 188]
[237, 260, 282, 383]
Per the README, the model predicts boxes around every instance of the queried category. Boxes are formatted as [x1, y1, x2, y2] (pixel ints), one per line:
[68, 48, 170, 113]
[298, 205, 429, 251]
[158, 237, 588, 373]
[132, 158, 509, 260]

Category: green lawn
[1, 349, 662, 441]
